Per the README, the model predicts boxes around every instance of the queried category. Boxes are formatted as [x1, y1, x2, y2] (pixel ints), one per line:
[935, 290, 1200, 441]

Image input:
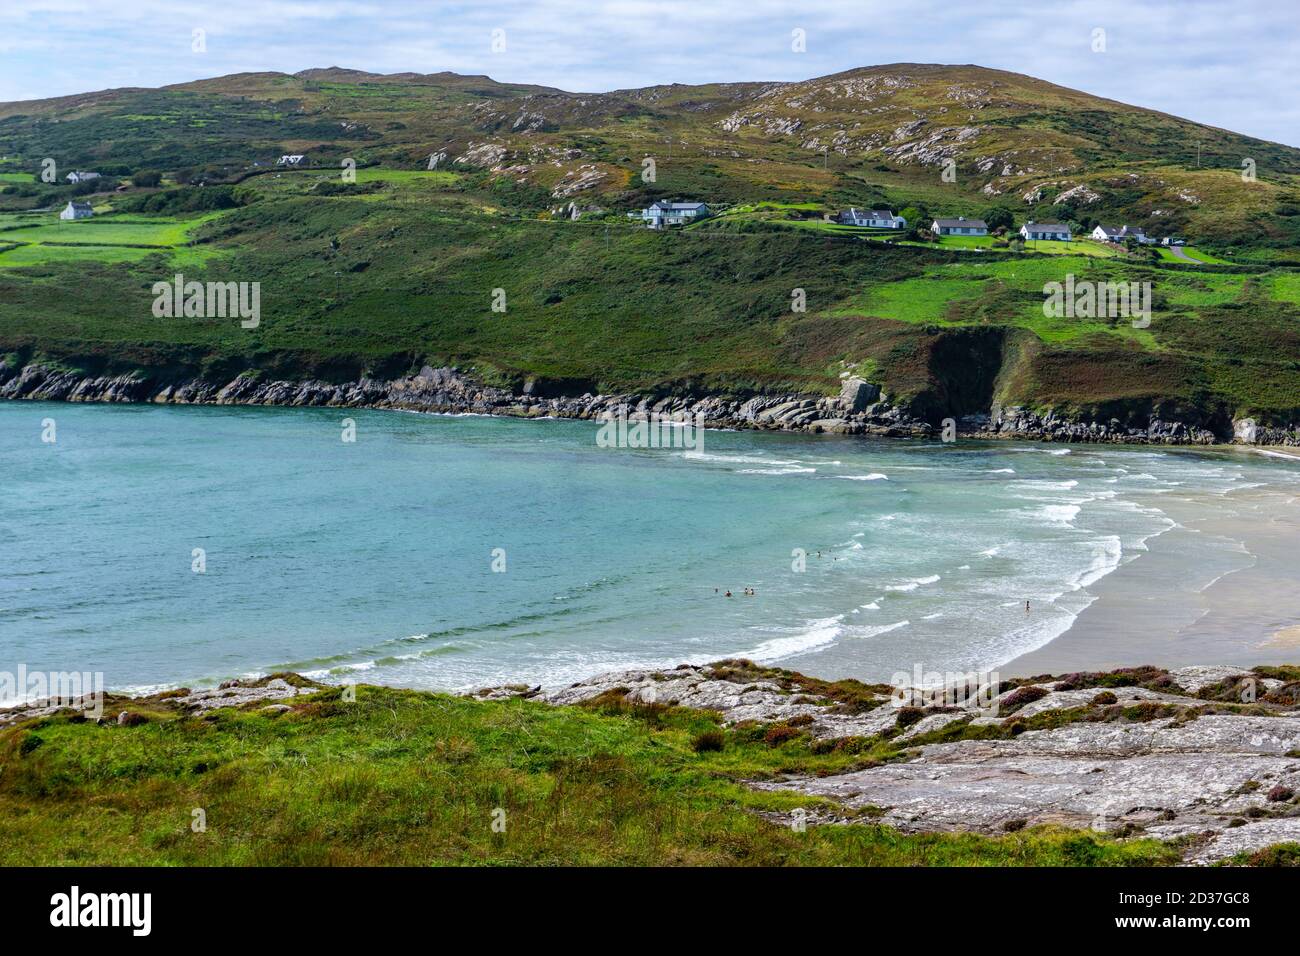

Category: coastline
[1005, 465, 1300, 676]
[4, 358, 1296, 447]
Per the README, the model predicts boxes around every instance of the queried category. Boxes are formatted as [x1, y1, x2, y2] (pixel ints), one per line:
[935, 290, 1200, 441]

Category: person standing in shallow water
[1026, 600, 1030, 613]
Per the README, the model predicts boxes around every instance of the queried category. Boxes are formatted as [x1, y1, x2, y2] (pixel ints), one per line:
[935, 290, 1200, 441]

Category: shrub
[999, 685, 1049, 714]
[894, 706, 925, 728]
[690, 729, 725, 753]
[1268, 785, 1294, 803]
[1091, 691, 1118, 706]
[762, 724, 803, 747]
[1243, 843, 1300, 866]
[121, 185, 250, 214]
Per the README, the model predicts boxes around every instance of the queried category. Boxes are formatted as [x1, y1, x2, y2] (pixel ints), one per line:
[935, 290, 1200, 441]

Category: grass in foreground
[0, 683, 1180, 866]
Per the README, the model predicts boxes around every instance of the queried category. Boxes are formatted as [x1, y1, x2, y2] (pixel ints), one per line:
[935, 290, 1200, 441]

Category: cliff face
[4, 359, 1295, 446]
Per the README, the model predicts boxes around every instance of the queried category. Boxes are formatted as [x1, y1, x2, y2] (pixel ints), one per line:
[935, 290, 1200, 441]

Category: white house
[931, 216, 988, 236]
[1020, 221, 1071, 241]
[277, 155, 307, 167]
[1091, 224, 1151, 244]
[60, 201, 94, 220]
[637, 200, 710, 229]
[837, 208, 906, 229]
[66, 171, 101, 184]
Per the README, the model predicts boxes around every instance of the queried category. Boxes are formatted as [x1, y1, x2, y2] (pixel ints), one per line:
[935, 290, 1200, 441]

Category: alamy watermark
[153, 273, 260, 328]
[595, 405, 706, 457]
[0, 664, 104, 719]
[890, 664, 1001, 715]
[1043, 274, 1151, 328]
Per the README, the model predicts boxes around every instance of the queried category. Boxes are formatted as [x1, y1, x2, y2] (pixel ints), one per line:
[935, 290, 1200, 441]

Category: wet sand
[1005, 454, 1300, 675]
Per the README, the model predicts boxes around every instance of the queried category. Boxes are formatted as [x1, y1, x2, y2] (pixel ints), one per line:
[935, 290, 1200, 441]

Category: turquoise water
[3, 401, 1297, 692]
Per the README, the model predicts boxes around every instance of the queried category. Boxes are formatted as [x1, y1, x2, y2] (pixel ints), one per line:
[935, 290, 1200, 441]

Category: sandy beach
[1006, 452, 1300, 675]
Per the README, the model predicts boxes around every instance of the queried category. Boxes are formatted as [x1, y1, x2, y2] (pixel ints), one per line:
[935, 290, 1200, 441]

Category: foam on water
[5, 401, 1298, 690]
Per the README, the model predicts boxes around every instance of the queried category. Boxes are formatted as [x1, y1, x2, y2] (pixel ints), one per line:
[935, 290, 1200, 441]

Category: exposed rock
[1168, 664, 1254, 694]
[536, 663, 899, 740]
[532, 659, 1300, 863]
[838, 377, 880, 413]
[173, 677, 319, 713]
[1, 358, 1292, 448]
[757, 714, 1300, 856]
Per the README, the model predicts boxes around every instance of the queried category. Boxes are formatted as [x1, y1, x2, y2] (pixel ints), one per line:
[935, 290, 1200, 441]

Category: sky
[1, 0, 1297, 146]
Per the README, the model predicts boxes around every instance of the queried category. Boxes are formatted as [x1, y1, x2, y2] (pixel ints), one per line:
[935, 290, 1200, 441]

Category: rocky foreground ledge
[6, 660, 1300, 864]
[473, 660, 1300, 865]
[4, 360, 1295, 446]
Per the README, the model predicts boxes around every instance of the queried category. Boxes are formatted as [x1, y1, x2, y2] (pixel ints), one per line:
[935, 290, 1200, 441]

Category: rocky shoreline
[3, 359, 1297, 446]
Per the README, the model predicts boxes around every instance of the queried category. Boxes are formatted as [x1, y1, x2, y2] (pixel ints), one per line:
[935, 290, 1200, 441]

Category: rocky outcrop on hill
[2, 359, 1294, 446]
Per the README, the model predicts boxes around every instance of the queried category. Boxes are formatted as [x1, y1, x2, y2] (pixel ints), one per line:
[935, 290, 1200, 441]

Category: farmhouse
[66, 171, 101, 184]
[277, 155, 307, 167]
[637, 200, 710, 229]
[1091, 224, 1150, 244]
[1020, 221, 1072, 241]
[837, 208, 906, 228]
[931, 217, 988, 236]
[59, 201, 94, 220]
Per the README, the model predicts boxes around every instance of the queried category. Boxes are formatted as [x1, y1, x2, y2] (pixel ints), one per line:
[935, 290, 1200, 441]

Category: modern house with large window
[636, 201, 710, 229]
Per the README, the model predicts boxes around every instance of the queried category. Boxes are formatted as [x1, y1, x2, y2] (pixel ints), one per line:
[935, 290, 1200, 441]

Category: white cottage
[60, 201, 94, 220]
[66, 170, 101, 184]
[931, 216, 988, 236]
[1091, 224, 1149, 244]
[837, 208, 906, 228]
[1020, 221, 1071, 241]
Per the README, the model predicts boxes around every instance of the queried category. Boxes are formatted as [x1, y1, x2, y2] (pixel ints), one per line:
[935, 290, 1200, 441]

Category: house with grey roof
[60, 201, 94, 220]
[837, 208, 906, 228]
[1091, 224, 1151, 244]
[931, 216, 988, 236]
[636, 200, 711, 229]
[1020, 221, 1072, 241]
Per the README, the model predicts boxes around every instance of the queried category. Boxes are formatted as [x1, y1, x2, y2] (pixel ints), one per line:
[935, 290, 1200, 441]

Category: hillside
[2, 64, 1299, 434]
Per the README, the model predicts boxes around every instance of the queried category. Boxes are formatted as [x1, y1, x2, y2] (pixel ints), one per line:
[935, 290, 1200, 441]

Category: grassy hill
[2, 64, 1299, 428]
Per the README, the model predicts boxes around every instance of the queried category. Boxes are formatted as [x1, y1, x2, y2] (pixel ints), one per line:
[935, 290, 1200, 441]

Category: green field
[0, 212, 224, 269]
